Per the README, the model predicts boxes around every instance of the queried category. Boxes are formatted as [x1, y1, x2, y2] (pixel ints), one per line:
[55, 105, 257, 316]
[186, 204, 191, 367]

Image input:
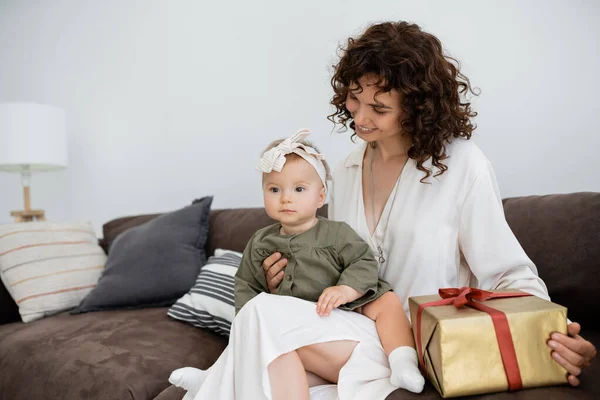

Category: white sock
[388, 346, 425, 393]
[169, 367, 208, 398]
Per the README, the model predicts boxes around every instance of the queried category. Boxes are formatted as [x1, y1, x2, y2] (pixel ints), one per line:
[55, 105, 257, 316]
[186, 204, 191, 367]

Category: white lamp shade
[0, 102, 68, 172]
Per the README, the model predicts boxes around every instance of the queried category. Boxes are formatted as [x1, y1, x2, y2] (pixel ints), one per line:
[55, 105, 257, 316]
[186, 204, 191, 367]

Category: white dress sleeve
[458, 160, 550, 300]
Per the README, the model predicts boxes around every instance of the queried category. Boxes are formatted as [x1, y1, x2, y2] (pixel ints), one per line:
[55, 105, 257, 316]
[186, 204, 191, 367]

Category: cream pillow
[0, 221, 106, 322]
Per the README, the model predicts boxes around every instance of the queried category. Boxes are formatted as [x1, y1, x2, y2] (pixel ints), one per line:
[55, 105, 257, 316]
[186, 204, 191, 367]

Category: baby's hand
[316, 285, 355, 316]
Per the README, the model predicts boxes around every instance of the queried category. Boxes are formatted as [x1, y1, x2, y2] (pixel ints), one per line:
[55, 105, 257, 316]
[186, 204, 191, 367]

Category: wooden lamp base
[10, 171, 48, 223]
[11, 209, 46, 223]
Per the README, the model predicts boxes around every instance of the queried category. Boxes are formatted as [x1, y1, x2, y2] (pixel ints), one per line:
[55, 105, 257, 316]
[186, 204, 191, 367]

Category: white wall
[0, 0, 598, 235]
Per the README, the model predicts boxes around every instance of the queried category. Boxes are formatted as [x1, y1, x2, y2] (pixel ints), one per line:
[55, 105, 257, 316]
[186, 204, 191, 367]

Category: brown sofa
[0, 193, 598, 400]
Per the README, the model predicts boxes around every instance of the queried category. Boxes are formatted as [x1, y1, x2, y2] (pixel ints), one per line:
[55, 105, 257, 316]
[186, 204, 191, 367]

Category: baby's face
[262, 158, 325, 229]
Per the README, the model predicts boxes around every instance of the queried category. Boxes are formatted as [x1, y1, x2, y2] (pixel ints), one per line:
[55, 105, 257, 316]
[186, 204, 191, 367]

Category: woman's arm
[458, 160, 549, 299]
[458, 159, 596, 385]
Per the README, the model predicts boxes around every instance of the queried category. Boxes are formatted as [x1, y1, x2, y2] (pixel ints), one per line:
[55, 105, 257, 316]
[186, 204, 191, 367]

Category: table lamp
[0, 102, 68, 222]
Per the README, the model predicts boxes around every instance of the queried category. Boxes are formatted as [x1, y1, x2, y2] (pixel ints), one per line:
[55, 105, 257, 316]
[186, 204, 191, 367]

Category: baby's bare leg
[268, 351, 310, 400]
[361, 292, 414, 355]
[306, 371, 331, 387]
[269, 340, 356, 399]
[362, 292, 424, 393]
[296, 340, 358, 384]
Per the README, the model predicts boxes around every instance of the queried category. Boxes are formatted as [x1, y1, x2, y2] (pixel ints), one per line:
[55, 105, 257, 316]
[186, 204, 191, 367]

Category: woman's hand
[547, 322, 597, 386]
[316, 285, 361, 316]
[262, 252, 287, 294]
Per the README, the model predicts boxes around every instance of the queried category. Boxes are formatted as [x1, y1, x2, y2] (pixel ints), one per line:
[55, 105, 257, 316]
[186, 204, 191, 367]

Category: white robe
[193, 293, 397, 400]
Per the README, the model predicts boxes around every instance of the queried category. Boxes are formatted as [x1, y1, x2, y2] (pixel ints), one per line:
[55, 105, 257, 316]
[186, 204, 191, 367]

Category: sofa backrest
[98, 195, 600, 329]
[205, 206, 328, 256]
[99, 206, 329, 256]
[2, 193, 598, 329]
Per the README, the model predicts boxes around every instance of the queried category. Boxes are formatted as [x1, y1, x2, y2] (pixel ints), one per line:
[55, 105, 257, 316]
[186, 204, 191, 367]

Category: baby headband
[257, 128, 327, 188]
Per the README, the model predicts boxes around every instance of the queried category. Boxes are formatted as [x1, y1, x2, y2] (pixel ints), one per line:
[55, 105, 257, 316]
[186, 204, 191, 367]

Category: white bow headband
[257, 129, 328, 189]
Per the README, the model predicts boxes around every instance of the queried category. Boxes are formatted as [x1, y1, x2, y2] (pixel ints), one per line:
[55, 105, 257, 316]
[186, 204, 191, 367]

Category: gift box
[409, 287, 569, 398]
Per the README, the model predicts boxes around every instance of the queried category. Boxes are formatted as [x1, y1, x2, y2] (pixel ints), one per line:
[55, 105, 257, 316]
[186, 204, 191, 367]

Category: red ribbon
[415, 287, 532, 391]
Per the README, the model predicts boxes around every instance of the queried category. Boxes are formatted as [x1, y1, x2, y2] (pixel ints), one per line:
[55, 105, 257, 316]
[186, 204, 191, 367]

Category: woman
[173, 21, 596, 400]
[260, 21, 596, 395]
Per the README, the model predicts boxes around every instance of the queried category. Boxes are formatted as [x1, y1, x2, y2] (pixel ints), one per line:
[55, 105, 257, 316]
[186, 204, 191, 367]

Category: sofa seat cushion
[0, 307, 227, 400]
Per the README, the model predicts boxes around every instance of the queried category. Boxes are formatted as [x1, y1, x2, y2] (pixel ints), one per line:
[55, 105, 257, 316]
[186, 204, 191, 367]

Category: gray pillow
[73, 196, 213, 313]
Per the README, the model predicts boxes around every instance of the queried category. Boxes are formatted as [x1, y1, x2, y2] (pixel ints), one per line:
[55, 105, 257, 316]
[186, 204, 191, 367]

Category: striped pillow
[168, 249, 241, 336]
[0, 221, 106, 323]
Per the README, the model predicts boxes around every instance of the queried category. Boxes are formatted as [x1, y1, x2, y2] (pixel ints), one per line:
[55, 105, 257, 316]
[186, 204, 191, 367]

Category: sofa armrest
[98, 237, 108, 254]
[0, 277, 20, 325]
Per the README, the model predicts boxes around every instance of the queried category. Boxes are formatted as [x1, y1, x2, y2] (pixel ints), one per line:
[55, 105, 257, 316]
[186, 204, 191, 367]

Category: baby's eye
[295, 187, 305, 193]
[269, 187, 280, 193]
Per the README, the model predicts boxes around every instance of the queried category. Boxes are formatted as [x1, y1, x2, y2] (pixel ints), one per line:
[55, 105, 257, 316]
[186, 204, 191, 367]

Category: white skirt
[193, 293, 396, 400]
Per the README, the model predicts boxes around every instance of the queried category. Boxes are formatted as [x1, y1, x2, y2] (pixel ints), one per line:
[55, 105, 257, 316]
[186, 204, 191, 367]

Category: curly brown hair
[329, 21, 479, 181]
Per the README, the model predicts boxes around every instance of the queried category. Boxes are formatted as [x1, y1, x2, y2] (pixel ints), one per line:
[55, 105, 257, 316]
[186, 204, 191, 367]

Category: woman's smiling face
[345, 74, 404, 143]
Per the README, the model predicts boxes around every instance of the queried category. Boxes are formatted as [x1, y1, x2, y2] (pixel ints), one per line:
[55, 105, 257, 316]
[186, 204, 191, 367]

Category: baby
[170, 129, 424, 398]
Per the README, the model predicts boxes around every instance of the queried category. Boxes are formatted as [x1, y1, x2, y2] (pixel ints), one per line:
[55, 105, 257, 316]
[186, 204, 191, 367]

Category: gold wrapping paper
[409, 291, 569, 398]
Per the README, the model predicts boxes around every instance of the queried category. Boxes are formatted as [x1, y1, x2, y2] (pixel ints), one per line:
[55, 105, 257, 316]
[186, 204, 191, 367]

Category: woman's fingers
[567, 322, 581, 337]
[547, 323, 597, 386]
[551, 349, 582, 378]
[263, 252, 281, 277]
[267, 271, 285, 294]
[567, 375, 580, 387]
[550, 331, 596, 366]
[564, 323, 596, 365]
[549, 335, 586, 367]
[549, 344, 583, 377]
[263, 253, 287, 293]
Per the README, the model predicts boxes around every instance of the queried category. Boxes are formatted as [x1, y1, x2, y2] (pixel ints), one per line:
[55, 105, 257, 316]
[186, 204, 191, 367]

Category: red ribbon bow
[415, 287, 532, 392]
